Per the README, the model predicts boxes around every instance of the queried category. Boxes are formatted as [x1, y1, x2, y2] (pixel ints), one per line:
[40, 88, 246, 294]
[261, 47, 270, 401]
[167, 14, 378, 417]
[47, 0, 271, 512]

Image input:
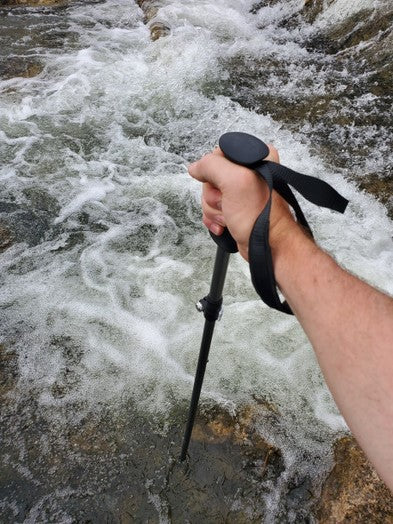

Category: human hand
[188, 145, 298, 261]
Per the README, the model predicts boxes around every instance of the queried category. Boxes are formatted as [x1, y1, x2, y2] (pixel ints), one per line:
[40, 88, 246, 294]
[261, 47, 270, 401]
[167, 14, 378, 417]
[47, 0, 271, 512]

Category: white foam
[54, 176, 116, 224]
[316, 0, 386, 26]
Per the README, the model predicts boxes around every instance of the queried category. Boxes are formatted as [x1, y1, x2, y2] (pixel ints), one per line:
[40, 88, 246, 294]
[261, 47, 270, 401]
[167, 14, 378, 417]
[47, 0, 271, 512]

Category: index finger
[188, 143, 280, 188]
[188, 153, 248, 190]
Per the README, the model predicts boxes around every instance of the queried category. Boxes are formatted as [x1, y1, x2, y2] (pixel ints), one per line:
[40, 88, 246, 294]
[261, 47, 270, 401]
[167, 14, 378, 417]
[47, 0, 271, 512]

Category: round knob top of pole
[219, 132, 269, 168]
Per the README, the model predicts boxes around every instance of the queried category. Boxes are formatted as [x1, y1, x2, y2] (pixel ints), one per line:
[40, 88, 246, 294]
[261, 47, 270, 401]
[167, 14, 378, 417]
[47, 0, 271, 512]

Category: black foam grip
[209, 228, 239, 253]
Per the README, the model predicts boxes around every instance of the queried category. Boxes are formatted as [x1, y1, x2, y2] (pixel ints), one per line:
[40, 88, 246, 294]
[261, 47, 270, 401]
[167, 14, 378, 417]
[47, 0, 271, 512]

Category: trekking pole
[180, 131, 348, 461]
[180, 230, 238, 461]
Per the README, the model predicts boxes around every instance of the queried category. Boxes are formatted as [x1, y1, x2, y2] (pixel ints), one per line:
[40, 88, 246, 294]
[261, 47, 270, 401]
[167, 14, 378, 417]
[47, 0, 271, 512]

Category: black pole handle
[209, 228, 238, 253]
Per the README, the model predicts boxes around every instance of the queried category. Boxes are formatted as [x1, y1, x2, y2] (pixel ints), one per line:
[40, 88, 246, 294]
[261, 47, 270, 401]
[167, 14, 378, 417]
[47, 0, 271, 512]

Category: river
[0, 0, 392, 522]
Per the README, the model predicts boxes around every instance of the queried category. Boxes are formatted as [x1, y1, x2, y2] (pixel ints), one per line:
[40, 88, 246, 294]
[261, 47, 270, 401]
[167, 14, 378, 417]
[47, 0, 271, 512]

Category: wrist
[270, 220, 316, 291]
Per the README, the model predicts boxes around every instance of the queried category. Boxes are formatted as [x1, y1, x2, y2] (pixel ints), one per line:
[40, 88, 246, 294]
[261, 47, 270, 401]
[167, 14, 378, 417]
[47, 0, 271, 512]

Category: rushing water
[0, 0, 392, 522]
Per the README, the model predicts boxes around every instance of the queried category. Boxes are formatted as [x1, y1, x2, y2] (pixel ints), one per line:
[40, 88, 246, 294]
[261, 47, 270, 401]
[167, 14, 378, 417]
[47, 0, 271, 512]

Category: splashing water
[0, 0, 392, 521]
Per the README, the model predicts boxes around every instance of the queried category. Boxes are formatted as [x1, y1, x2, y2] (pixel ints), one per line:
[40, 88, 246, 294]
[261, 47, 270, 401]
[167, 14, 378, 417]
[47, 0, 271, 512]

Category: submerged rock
[315, 436, 393, 522]
[0, 189, 60, 248]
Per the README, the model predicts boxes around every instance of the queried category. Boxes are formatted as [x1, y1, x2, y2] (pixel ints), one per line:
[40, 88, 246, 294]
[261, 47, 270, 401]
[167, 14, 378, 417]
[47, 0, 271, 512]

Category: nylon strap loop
[250, 161, 348, 314]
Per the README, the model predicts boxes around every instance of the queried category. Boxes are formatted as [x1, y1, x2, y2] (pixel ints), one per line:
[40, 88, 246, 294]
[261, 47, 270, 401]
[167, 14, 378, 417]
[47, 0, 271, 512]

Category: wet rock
[136, 0, 170, 40]
[150, 21, 170, 41]
[357, 173, 393, 219]
[68, 420, 118, 455]
[301, 0, 333, 23]
[0, 0, 67, 6]
[220, 4, 393, 212]
[0, 223, 14, 251]
[0, 59, 43, 79]
[251, 0, 290, 14]
[192, 404, 284, 482]
[0, 344, 18, 399]
[306, 8, 393, 54]
[136, 0, 159, 22]
[315, 436, 393, 523]
[158, 404, 285, 522]
[287, 477, 313, 507]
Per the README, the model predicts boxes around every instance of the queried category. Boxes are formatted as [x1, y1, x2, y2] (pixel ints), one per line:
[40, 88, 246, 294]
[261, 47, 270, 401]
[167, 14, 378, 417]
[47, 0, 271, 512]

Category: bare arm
[189, 146, 393, 490]
[273, 222, 393, 490]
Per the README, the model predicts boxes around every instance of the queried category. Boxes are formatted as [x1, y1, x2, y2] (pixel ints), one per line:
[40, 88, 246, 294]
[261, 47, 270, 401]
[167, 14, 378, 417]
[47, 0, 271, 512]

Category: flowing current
[0, 0, 392, 522]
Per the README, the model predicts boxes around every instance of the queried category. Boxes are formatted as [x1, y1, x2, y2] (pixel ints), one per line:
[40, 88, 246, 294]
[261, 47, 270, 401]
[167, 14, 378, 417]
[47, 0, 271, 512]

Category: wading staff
[180, 132, 348, 461]
[180, 229, 238, 462]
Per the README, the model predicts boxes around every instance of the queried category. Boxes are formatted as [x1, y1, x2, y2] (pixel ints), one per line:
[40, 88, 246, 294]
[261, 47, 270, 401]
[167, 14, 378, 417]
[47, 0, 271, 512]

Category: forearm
[273, 225, 393, 490]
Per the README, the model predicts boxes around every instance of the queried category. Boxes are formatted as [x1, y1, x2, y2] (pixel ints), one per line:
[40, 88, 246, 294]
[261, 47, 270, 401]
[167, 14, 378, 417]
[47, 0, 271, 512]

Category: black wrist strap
[212, 132, 349, 315]
[249, 161, 348, 314]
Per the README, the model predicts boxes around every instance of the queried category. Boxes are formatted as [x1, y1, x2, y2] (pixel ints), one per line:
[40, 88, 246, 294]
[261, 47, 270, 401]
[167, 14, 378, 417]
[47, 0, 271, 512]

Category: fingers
[203, 216, 224, 236]
[202, 182, 226, 235]
[203, 182, 222, 211]
[189, 153, 246, 189]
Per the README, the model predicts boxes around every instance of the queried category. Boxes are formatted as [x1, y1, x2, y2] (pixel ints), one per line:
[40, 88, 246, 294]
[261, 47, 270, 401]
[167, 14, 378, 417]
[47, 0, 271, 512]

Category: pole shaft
[209, 246, 231, 300]
[180, 247, 230, 461]
[179, 319, 215, 461]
